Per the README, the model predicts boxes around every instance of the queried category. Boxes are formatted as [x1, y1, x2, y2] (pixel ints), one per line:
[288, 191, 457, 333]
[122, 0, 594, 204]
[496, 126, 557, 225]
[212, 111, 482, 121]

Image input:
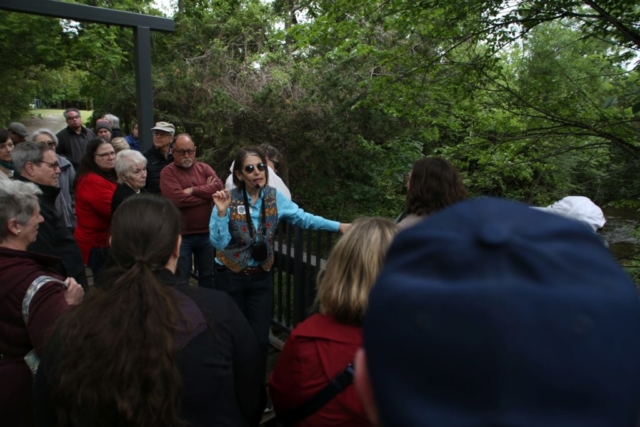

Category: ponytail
[47, 195, 187, 427]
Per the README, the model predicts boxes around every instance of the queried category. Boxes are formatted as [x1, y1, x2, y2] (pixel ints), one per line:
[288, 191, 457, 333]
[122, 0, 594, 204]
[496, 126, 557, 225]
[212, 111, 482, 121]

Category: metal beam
[134, 26, 155, 151]
[0, 0, 174, 32]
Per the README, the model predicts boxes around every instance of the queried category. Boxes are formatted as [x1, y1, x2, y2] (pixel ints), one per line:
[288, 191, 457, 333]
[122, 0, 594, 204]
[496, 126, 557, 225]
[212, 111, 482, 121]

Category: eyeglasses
[132, 167, 147, 175]
[95, 151, 116, 158]
[0, 142, 14, 151]
[244, 163, 266, 173]
[153, 131, 172, 137]
[37, 160, 60, 170]
[66, 115, 80, 120]
[174, 148, 196, 156]
[41, 140, 56, 148]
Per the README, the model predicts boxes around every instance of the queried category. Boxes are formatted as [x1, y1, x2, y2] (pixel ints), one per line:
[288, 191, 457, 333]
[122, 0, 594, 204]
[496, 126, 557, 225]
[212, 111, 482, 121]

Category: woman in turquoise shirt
[210, 146, 350, 359]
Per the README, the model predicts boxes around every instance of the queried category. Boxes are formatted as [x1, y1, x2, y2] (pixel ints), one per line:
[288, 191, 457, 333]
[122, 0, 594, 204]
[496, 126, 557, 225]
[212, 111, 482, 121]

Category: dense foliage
[2, 0, 639, 221]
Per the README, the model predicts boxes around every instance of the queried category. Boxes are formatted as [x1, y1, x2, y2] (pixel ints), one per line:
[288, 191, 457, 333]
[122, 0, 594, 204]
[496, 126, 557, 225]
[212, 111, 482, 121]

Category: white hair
[115, 149, 147, 184]
[104, 114, 121, 129]
[0, 180, 41, 241]
[29, 128, 59, 147]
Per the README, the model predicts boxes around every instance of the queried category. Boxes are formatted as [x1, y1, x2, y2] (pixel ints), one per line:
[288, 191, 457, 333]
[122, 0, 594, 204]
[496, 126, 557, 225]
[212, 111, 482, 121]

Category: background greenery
[2, 0, 640, 222]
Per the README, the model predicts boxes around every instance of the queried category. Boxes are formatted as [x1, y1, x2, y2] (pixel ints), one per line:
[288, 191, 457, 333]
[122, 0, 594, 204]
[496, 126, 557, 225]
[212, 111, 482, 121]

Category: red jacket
[270, 314, 371, 427]
[74, 172, 117, 263]
[0, 247, 70, 427]
[160, 161, 223, 235]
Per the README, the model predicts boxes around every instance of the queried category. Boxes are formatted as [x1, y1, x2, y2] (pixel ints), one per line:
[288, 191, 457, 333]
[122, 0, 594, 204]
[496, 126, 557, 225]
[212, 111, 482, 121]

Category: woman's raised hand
[213, 190, 232, 217]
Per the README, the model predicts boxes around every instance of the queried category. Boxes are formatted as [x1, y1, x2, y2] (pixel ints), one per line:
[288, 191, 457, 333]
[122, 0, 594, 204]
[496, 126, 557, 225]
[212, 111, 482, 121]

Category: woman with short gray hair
[111, 149, 148, 214]
[30, 128, 77, 230]
[0, 180, 83, 427]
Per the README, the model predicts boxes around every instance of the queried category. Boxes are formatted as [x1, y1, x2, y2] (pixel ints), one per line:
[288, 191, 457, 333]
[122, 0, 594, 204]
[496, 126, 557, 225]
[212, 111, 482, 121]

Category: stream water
[601, 206, 640, 262]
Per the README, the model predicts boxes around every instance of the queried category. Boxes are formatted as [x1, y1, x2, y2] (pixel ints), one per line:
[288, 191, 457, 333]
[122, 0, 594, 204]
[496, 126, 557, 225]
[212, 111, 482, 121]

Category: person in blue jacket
[210, 146, 350, 358]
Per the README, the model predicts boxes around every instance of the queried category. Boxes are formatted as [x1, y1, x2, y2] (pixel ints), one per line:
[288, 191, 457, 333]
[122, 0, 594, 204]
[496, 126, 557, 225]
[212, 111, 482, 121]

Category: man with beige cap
[143, 121, 175, 194]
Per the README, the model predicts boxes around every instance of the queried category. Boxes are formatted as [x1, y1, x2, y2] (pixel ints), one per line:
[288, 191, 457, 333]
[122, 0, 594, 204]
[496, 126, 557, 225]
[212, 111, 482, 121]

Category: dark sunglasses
[244, 163, 266, 173]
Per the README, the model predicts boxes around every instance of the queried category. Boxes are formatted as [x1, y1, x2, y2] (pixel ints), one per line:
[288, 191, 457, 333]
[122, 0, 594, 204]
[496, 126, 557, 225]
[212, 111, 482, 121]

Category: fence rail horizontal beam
[1, 0, 175, 32]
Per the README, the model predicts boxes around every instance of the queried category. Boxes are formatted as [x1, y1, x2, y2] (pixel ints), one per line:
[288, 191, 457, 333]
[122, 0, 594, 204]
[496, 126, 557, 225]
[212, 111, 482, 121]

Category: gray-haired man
[12, 142, 88, 288]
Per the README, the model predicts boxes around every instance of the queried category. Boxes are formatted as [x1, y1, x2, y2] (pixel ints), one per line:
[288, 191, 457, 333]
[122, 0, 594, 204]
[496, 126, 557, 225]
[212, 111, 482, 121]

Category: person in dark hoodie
[12, 142, 88, 289]
[355, 197, 640, 427]
[34, 195, 263, 427]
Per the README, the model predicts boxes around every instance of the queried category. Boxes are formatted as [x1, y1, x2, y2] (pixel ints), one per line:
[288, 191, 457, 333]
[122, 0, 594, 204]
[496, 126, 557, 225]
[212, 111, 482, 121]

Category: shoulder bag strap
[276, 362, 355, 426]
[242, 184, 267, 242]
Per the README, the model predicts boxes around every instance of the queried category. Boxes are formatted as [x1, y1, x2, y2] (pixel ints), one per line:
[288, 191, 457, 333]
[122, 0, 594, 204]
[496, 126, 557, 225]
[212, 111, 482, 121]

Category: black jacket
[143, 145, 173, 194]
[15, 174, 88, 289]
[111, 184, 148, 215]
[55, 126, 95, 170]
[34, 269, 265, 427]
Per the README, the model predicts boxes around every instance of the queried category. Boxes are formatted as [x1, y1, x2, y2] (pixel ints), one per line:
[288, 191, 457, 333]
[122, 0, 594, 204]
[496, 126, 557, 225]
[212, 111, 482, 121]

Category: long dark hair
[232, 145, 270, 187]
[48, 195, 187, 427]
[406, 157, 467, 216]
[0, 128, 9, 144]
[75, 138, 117, 186]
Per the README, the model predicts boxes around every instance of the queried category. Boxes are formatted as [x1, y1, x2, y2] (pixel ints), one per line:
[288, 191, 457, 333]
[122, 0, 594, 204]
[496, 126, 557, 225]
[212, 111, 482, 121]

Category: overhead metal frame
[0, 0, 175, 150]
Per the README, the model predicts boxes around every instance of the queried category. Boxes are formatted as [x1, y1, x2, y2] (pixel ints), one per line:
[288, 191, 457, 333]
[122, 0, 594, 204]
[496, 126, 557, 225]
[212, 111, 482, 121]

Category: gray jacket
[55, 154, 76, 229]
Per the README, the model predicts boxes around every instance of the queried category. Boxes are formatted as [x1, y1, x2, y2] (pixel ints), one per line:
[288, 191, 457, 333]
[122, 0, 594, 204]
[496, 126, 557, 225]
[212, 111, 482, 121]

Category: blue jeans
[178, 233, 215, 289]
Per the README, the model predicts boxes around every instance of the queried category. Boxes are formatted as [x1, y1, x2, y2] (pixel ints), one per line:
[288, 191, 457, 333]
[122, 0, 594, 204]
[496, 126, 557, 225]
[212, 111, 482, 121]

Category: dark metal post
[134, 26, 154, 152]
[292, 226, 305, 325]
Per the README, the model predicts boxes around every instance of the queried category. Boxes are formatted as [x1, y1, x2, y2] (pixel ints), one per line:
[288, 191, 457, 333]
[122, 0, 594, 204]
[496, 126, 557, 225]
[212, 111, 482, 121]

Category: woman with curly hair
[34, 194, 264, 427]
[397, 157, 467, 229]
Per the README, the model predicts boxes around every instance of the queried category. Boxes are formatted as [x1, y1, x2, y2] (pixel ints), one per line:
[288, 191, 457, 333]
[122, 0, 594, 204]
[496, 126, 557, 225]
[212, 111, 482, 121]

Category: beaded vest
[217, 186, 279, 272]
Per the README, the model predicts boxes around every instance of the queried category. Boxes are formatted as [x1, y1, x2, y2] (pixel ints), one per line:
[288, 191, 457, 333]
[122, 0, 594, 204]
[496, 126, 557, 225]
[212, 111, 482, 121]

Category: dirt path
[21, 110, 69, 136]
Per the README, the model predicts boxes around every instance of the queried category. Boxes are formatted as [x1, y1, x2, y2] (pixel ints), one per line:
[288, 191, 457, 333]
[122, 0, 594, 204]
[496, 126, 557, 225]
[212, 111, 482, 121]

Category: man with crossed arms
[161, 133, 223, 288]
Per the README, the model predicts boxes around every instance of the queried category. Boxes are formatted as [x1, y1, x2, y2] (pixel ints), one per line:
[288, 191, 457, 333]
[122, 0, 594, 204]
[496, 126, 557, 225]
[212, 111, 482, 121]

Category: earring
[16, 229, 21, 235]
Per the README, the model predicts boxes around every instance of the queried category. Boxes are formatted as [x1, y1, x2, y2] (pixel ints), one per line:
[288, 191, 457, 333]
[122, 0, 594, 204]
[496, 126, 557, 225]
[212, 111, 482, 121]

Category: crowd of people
[1, 108, 639, 427]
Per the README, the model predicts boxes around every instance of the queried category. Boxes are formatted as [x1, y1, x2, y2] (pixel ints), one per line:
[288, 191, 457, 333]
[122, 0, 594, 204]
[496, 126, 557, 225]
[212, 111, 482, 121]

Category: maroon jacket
[160, 161, 223, 234]
[270, 314, 371, 427]
[0, 247, 70, 427]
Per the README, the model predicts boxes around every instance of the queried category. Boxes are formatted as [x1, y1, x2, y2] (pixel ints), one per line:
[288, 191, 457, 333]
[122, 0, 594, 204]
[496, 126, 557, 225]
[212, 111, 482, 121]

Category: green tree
[0, 11, 68, 122]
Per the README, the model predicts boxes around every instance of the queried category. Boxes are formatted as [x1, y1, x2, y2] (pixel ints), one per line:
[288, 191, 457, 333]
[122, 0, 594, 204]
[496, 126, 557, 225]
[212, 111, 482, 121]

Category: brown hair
[232, 145, 270, 188]
[48, 194, 187, 427]
[315, 217, 399, 325]
[75, 138, 117, 186]
[405, 157, 467, 216]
